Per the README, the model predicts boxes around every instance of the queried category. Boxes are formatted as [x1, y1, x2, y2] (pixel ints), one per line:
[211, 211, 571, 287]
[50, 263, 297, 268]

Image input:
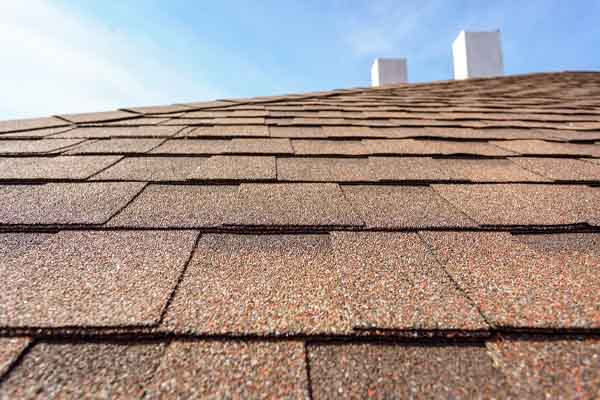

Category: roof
[1, 71, 600, 398]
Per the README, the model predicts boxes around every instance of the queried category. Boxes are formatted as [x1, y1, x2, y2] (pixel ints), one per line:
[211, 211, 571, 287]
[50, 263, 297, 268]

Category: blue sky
[1, 0, 600, 119]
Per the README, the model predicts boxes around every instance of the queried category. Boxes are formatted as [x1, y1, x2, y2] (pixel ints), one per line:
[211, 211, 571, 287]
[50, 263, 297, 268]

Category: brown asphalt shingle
[291, 139, 368, 155]
[445, 158, 549, 182]
[150, 139, 231, 154]
[184, 125, 269, 137]
[322, 126, 377, 137]
[229, 138, 293, 154]
[491, 139, 600, 156]
[151, 340, 309, 399]
[0, 156, 121, 180]
[0, 126, 72, 138]
[0, 230, 198, 327]
[510, 157, 600, 181]
[269, 126, 325, 138]
[420, 232, 600, 328]
[91, 157, 207, 181]
[90, 117, 170, 126]
[65, 138, 164, 154]
[163, 233, 485, 334]
[191, 156, 276, 180]
[0, 139, 84, 155]
[487, 336, 600, 398]
[0, 340, 308, 399]
[277, 158, 375, 182]
[0, 342, 168, 399]
[343, 185, 477, 228]
[369, 157, 546, 182]
[364, 139, 516, 156]
[0, 338, 30, 377]
[0, 182, 145, 225]
[426, 127, 565, 140]
[224, 183, 362, 226]
[108, 185, 238, 227]
[308, 343, 509, 399]
[59, 110, 138, 124]
[433, 184, 600, 225]
[52, 126, 180, 138]
[370, 157, 460, 181]
[0, 117, 68, 133]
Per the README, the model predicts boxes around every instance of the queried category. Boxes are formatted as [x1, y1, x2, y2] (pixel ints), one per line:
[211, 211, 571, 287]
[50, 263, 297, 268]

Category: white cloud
[0, 1, 226, 119]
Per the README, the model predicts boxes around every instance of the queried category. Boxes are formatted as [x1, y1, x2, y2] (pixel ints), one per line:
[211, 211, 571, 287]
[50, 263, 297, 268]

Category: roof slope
[1, 71, 600, 398]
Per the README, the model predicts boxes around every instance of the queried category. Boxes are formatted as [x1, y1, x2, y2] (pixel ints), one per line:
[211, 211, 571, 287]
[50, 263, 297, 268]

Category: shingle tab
[163, 233, 485, 334]
[0, 230, 198, 327]
[364, 139, 515, 156]
[0, 340, 308, 399]
[0, 139, 84, 155]
[151, 340, 309, 399]
[370, 157, 459, 181]
[445, 158, 549, 182]
[0, 126, 72, 138]
[427, 127, 564, 140]
[53, 126, 180, 138]
[225, 183, 362, 226]
[150, 139, 231, 154]
[277, 158, 375, 182]
[0, 338, 30, 377]
[369, 157, 550, 182]
[323, 126, 376, 137]
[269, 126, 325, 138]
[510, 157, 600, 181]
[0, 117, 68, 133]
[59, 110, 138, 124]
[0, 156, 121, 180]
[371, 158, 545, 182]
[65, 139, 164, 154]
[88, 117, 169, 126]
[108, 185, 238, 227]
[91, 157, 207, 181]
[229, 138, 293, 154]
[421, 232, 600, 328]
[433, 184, 600, 225]
[125, 104, 194, 114]
[184, 125, 269, 137]
[492, 139, 600, 156]
[191, 156, 276, 180]
[291, 139, 368, 155]
[0, 182, 145, 225]
[308, 343, 509, 399]
[343, 185, 477, 228]
[0, 342, 167, 399]
[487, 336, 600, 398]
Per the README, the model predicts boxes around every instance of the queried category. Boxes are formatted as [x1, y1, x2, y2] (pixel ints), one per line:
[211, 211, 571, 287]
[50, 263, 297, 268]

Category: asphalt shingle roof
[1, 71, 600, 397]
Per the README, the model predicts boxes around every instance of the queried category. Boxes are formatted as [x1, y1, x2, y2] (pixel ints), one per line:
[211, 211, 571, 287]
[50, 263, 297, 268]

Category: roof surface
[1, 71, 600, 398]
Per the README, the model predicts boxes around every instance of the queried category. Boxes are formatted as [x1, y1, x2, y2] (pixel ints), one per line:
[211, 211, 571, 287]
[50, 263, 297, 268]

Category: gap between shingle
[416, 231, 494, 329]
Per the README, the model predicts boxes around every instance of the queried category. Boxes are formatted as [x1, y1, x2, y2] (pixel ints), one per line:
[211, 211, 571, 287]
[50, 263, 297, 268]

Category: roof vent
[452, 30, 504, 80]
[371, 58, 408, 87]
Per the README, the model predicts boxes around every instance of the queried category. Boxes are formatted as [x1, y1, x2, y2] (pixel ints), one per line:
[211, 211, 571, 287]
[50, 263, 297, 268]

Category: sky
[1, 0, 600, 119]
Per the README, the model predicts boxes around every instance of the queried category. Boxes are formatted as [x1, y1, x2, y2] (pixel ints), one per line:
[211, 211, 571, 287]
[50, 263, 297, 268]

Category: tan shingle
[0, 230, 198, 327]
[0, 182, 145, 224]
[433, 184, 600, 225]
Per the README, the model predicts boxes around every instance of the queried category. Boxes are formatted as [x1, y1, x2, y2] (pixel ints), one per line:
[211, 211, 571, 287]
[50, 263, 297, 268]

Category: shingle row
[3, 137, 599, 158]
[6, 124, 600, 142]
[1, 231, 599, 332]
[2, 336, 599, 399]
[1, 182, 598, 227]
